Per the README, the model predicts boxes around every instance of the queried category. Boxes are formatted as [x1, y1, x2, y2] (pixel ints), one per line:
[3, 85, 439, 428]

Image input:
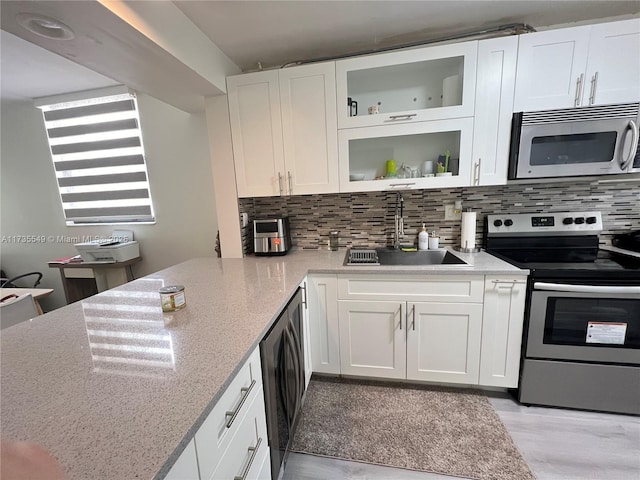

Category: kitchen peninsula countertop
[0, 249, 526, 480]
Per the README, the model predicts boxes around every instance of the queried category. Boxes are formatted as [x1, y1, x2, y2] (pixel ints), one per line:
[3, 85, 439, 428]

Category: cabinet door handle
[387, 114, 417, 121]
[589, 72, 598, 105]
[410, 304, 416, 331]
[399, 303, 403, 330]
[278, 172, 283, 196]
[233, 437, 262, 480]
[473, 158, 481, 186]
[288, 171, 293, 195]
[389, 182, 416, 188]
[301, 282, 307, 307]
[225, 379, 256, 428]
[574, 74, 584, 107]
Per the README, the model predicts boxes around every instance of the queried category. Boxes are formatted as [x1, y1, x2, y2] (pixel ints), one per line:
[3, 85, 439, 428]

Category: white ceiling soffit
[176, 0, 640, 72]
[0, 0, 240, 112]
[0, 30, 119, 102]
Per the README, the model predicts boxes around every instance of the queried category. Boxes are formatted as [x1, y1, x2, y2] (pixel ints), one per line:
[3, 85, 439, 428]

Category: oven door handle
[534, 282, 640, 294]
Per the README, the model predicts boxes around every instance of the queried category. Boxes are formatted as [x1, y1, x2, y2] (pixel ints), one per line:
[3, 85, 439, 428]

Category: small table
[48, 257, 141, 304]
[0, 288, 54, 315]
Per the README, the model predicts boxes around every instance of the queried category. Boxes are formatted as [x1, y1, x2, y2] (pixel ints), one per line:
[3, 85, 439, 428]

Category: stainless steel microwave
[508, 103, 640, 179]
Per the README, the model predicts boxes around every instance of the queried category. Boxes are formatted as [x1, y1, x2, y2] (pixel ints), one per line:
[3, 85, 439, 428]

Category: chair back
[0, 272, 43, 288]
[0, 294, 39, 329]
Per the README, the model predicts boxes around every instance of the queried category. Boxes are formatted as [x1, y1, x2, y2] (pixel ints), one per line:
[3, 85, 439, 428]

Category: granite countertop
[0, 249, 526, 480]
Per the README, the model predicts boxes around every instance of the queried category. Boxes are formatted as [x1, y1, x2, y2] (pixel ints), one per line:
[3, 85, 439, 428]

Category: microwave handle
[534, 282, 640, 294]
[620, 120, 639, 170]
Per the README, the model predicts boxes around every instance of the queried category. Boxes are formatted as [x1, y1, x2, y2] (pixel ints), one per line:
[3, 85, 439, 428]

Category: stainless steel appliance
[260, 288, 305, 480]
[254, 218, 292, 256]
[485, 211, 640, 415]
[508, 103, 640, 179]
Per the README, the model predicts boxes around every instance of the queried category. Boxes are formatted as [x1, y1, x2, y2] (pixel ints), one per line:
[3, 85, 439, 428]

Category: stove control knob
[504, 219, 514, 227]
[493, 219, 503, 227]
[563, 217, 574, 225]
[574, 217, 585, 224]
[586, 216, 597, 224]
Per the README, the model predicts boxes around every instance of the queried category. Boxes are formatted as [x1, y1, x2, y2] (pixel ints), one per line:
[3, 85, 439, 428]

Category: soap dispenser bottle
[418, 224, 429, 251]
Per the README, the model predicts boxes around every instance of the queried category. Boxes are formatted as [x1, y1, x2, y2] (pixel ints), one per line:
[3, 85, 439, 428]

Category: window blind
[38, 91, 155, 225]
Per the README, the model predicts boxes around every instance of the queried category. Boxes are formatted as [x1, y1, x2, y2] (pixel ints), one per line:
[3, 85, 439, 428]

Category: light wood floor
[283, 391, 640, 480]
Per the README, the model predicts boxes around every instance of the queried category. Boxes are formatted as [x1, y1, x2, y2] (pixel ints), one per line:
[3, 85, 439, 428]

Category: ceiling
[1, 1, 638, 104]
[176, 1, 640, 71]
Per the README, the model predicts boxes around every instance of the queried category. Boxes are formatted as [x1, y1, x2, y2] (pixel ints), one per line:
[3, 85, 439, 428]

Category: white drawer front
[195, 347, 263, 480]
[164, 439, 199, 480]
[338, 275, 484, 302]
[210, 388, 269, 480]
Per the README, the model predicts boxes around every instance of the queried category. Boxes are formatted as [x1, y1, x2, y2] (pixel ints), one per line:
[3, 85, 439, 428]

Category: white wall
[0, 94, 218, 311]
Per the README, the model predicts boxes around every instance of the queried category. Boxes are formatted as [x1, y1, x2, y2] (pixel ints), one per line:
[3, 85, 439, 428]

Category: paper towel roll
[442, 74, 461, 107]
[461, 210, 477, 250]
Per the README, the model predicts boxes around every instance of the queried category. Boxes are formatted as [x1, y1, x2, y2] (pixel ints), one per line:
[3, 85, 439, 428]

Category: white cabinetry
[338, 118, 474, 191]
[338, 300, 406, 379]
[300, 278, 312, 387]
[471, 36, 518, 186]
[336, 41, 478, 192]
[337, 275, 485, 384]
[308, 274, 340, 375]
[514, 19, 640, 111]
[227, 62, 338, 197]
[164, 439, 199, 480]
[406, 302, 483, 384]
[336, 41, 478, 128]
[479, 277, 527, 388]
[162, 348, 269, 480]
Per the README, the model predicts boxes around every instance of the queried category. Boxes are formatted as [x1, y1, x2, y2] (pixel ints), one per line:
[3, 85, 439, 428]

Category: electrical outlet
[241, 212, 248, 227]
[444, 204, 462, 221]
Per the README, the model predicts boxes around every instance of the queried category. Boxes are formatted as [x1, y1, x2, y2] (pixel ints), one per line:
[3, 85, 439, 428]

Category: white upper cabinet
[336, 41, 478, 129]
[583, 19, 640, 106]
[279, 63, 339, 195]
[514, 19, 640, 111]
[471, 36, 518, 186]
[227, 62, 338, 197]
[338, 118, 474, 192]
[228, 71, 284, 197]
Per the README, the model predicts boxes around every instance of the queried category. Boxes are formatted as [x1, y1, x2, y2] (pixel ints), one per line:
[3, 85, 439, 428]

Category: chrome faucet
[394, 192, 404, 249]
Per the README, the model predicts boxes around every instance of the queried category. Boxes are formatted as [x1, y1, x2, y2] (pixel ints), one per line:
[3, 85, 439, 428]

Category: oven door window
[530, 132, 617, 166]
[528, 291, 640, 364]
[543, 297, 640, 348]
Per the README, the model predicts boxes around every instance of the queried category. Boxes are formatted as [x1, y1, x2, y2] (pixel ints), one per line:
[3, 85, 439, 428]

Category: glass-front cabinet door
[338, 118, 474, 192]
[336, 41, 478, 129]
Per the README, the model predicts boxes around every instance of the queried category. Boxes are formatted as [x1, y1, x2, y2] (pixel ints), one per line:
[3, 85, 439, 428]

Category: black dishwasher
[260, 287, 306, 480]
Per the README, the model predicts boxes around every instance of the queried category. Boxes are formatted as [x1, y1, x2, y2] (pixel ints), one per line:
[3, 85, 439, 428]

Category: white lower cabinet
[406, 302, 483, 383]
[164, 439, 199, 480]
[208, 390, 269, 480]
[337, 275, 485, 384]
[335, 274, 526, 387]
[163, 347, 269, 480]
[479, 277, 527, 388]
[338, 300, 406, 379]
[308, 274, 341, 374]
[300, 278, 313, 387]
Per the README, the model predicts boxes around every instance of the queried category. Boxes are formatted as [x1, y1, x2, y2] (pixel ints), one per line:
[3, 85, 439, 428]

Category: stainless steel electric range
[485, 211, 640, 415]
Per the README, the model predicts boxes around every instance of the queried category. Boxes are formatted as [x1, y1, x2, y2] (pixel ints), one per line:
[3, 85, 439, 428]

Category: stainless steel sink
[345, 248, 468, 266]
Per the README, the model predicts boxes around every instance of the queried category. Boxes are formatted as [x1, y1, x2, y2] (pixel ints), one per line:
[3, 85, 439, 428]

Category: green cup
[386, 160, 397, 177]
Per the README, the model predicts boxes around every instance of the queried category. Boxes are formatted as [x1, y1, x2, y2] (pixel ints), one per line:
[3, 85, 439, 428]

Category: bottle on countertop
[418, 224, 429, 251]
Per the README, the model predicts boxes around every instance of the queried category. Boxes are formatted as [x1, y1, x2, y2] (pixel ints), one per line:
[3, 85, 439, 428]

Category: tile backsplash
[238, 178, 639, 254]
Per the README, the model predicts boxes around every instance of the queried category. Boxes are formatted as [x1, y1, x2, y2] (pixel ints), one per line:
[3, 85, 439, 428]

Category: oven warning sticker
[586, 322, 627, 345]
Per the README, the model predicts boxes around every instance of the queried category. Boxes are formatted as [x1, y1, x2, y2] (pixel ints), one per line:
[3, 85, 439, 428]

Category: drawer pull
[233, 437, 262, 480]
[387, 114, 417, 120]
[225, 379, 256, 428]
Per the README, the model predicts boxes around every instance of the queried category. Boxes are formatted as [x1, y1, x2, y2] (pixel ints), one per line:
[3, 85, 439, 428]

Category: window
[37, 87, 155, 225]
